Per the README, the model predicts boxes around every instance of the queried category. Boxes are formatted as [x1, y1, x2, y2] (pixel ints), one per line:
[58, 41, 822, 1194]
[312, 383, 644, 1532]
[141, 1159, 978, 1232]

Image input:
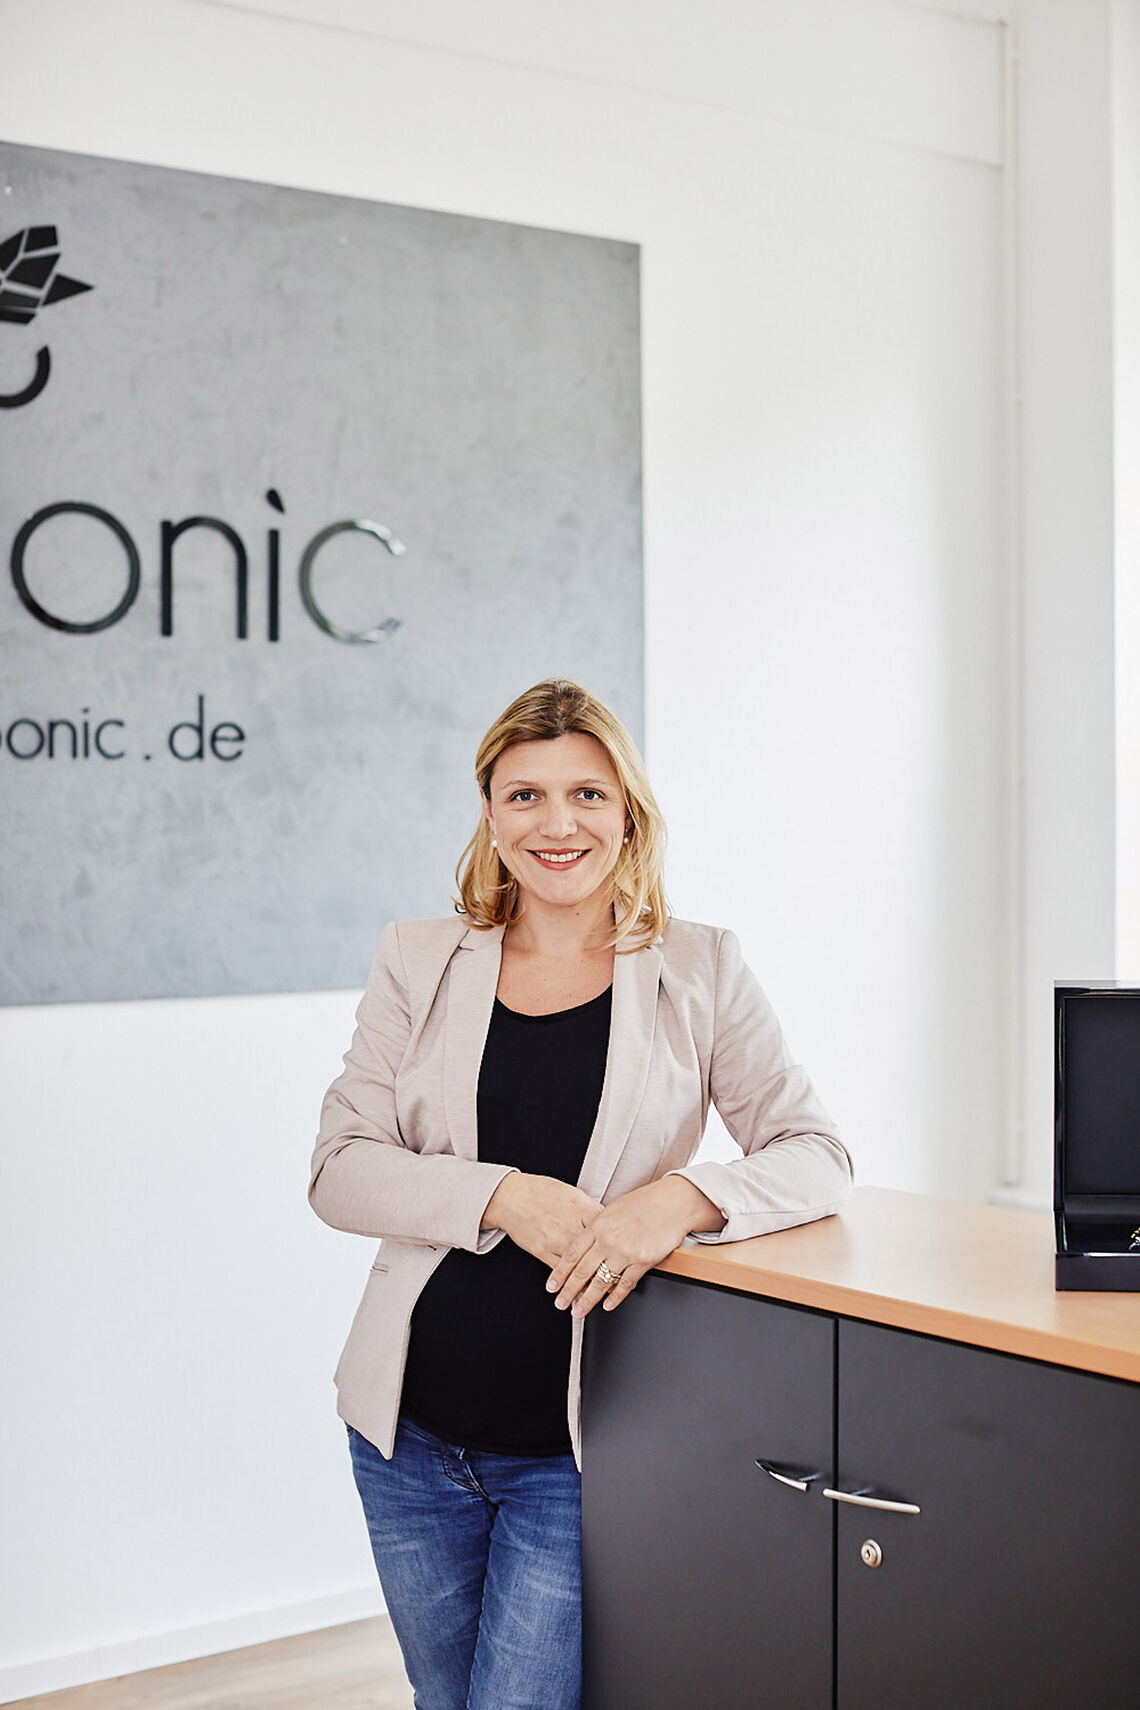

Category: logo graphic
[0, 225, 93, 409]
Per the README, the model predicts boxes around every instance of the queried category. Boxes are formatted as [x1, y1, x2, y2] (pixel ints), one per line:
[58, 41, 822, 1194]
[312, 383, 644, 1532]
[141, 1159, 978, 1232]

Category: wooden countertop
[655, 1186, 1140, 1384]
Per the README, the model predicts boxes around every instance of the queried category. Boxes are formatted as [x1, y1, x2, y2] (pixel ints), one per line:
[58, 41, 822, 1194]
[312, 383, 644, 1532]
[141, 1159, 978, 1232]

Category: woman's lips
[529, 849, 588, 866]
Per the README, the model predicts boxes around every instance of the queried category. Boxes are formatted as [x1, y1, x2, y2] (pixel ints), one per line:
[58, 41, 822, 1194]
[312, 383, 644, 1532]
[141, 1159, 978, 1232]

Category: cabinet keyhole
[860, 1538, 883, 1569]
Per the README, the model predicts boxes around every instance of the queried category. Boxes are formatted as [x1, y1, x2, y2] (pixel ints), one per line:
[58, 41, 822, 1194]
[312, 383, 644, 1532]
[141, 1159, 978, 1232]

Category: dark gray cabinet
[581, 1273, 833, 1708]
[581, 1271, 1140, 1709]
[837, 1318, 1140, 1708]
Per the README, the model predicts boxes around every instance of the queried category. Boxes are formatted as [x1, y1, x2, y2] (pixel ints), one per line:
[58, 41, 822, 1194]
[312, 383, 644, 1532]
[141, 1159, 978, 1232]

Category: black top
[400, 985, 612, 1454]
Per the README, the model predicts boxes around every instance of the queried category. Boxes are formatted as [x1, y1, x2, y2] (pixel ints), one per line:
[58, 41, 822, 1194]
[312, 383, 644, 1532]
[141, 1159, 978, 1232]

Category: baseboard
[0, 1586, 383, 1705]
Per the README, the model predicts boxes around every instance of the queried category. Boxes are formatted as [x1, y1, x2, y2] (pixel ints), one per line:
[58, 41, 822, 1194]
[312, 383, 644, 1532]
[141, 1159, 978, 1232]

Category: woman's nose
[540, 799, 578, 839]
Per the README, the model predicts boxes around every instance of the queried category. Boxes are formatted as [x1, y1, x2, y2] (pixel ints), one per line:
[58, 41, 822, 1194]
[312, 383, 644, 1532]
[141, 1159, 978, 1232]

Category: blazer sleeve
[308, 923, 517, 1253]
[666, 929, 853, 1243]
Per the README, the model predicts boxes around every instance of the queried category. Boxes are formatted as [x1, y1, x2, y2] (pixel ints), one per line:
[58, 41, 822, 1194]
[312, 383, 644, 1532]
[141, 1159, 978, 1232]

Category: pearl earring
[491, 838, 497, 849]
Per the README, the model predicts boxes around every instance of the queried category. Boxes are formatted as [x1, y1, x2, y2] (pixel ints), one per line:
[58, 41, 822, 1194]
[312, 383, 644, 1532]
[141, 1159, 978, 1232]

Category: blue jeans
[348, 1416, 582, 1710]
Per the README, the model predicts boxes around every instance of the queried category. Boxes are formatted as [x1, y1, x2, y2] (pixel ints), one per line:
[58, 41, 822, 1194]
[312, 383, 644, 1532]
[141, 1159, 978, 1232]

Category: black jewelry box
[1055, 983, 1140, 1290]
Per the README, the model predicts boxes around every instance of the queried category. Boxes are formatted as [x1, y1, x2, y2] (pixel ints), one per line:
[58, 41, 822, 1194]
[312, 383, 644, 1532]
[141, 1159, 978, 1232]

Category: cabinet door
[582, 1272, 834, 1710]
[837, 1319, 1140, 1709]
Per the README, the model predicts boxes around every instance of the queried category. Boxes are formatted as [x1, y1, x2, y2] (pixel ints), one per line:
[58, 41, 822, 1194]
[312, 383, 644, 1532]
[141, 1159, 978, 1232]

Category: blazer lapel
[443, 924, 504, 1162]
[577, 939, 663, 1202]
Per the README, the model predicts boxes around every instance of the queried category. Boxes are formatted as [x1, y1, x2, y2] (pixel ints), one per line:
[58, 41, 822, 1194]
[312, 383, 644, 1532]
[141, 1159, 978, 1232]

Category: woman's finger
[601, 1262, 646, 1310]
[567, 1265, 616, 1318]
[564, 1242, 637, 1314]
[546, 1226, 595, 1294]
[570, 1252, 648, 1318]
[555, 1244, 614, 1311]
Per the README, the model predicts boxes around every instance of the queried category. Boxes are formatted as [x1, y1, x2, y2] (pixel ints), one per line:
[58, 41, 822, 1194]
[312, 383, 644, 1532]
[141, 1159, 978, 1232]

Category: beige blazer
[311, 915, 851, 1466]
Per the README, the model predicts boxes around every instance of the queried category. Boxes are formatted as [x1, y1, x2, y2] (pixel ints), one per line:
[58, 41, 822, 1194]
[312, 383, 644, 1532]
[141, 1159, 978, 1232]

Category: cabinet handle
[822, 1486, 920, 1515]
[755, 1459, 823, 1493]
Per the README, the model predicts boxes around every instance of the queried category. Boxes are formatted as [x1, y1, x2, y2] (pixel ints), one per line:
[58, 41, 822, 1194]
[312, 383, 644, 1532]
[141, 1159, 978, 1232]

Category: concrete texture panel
[0, 142, 642, 1003]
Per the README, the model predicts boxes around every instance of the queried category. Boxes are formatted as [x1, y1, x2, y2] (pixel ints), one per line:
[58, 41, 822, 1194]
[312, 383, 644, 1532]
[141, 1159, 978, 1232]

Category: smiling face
[483, 732, 629, 919]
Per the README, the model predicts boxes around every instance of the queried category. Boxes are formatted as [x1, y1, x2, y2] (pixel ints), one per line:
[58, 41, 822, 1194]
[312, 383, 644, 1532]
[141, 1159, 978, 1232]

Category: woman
[311, 678, 851, 1710]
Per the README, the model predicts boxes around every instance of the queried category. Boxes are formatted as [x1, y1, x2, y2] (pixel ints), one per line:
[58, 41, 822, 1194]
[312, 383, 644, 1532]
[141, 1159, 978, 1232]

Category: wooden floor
[12, 1617, 414, 1710]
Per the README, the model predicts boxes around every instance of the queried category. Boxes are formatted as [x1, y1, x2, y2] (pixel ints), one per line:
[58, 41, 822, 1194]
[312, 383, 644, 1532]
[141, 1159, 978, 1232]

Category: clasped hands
[482, 1171, 724, 1320]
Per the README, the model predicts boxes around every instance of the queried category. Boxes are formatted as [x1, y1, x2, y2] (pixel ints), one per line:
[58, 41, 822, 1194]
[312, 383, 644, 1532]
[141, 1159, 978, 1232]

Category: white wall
[1006, 0, 1118, 1209]
[0, 0, 1123, 1696]
[1115, 0, 1140, 978]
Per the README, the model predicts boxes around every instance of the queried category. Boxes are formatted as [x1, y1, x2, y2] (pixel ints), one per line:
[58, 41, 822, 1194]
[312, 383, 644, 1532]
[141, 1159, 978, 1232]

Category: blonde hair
[455, 679, 668, 951]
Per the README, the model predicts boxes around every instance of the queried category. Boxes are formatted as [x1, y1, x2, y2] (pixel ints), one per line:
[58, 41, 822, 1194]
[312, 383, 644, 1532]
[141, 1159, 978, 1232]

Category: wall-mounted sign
[0, 142, 642, 1005]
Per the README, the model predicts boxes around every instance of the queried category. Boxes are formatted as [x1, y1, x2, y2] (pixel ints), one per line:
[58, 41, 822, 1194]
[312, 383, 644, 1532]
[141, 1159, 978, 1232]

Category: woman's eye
[509, 790, 537, 803]
[579, 789, 604, 802]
